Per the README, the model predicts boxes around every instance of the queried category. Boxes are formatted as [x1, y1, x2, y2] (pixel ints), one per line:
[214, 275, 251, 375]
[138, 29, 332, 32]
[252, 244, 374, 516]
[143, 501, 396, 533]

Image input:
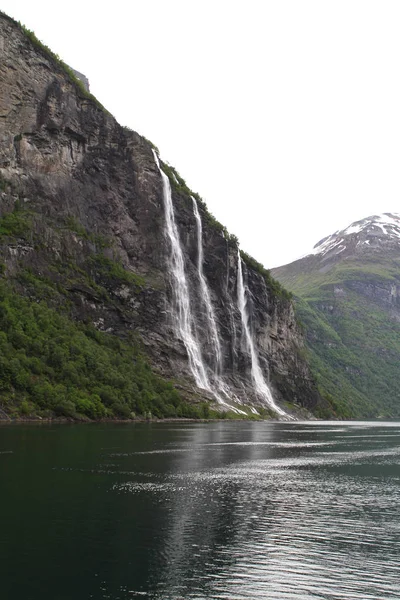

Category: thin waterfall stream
[191, 196, 223, 374]
[153, 151, 210, 391]
[237, 251, 286, 416]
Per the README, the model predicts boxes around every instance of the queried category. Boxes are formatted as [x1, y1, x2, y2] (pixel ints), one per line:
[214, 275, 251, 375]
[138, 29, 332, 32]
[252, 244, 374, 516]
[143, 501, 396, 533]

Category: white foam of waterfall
[237, 251, 286, 416]
[153, 151, 209, 390]
[225, 240, 230, 292]
[191, 197, 223, 374]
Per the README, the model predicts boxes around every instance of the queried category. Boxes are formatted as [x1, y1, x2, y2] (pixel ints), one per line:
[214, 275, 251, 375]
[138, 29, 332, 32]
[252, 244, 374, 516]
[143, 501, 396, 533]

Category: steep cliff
[0, 12, 323, 419]
[272, 214, 400, 418]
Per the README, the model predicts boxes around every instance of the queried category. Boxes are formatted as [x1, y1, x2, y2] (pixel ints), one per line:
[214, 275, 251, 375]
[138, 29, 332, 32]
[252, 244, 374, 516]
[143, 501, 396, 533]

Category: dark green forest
[0, 280, 213, 420]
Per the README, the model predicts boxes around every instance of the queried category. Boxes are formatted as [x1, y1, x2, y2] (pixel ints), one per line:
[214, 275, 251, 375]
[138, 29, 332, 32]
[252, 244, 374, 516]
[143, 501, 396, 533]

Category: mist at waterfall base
[153, 152, 284, 415]
[1, 421, 399, 600]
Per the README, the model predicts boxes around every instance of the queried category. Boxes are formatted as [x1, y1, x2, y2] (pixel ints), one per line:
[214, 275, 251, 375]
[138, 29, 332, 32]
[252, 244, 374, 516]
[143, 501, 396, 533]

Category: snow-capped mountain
[271, 212, 400, 419]
[306, 213, 400, 262]
[272, 211, 400, 294]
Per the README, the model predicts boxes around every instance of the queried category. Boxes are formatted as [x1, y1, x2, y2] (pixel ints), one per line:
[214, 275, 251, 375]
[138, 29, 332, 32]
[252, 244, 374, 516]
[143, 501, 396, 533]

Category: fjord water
[1, 422, 399, 600]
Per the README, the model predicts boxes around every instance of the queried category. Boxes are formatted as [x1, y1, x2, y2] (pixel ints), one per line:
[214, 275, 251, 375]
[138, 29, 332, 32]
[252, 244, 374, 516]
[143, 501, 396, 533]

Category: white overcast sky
[2, 1, 400, 267]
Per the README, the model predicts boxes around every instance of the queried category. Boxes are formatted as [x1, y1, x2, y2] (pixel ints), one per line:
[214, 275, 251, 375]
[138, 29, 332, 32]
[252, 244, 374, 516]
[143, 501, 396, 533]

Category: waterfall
[153, 153, 246, 414]
[191, 197, 223, 374]
[153, 151, 210, 390]
[153, 151, 279, 417]
[225, 239, 230, 293]
[237, 251, 286, 416]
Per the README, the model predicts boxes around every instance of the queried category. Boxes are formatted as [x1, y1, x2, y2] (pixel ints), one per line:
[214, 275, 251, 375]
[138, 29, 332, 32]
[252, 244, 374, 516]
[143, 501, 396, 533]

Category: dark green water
[1, 421, 399, 600]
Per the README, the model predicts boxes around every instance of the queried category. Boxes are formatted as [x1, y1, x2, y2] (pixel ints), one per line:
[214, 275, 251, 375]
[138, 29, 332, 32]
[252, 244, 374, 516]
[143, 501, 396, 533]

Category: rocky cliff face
[0, 13, 322, 417]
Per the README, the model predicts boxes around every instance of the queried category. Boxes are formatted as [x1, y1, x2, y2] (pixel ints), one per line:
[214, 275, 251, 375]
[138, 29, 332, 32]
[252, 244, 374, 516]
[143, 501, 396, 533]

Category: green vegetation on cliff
[0, 203, 258, 422]
[0, 203, 210, 420]
[240, 250, 292, 302]
[159, 161, 290, 301]
[160, 161, 239, 246]
[0, 280, 211, 420]
[274, 255, 400, 418]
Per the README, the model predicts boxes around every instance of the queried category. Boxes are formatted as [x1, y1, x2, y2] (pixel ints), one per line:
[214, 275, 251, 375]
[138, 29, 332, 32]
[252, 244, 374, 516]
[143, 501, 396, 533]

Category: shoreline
[0, 415, 274, 425]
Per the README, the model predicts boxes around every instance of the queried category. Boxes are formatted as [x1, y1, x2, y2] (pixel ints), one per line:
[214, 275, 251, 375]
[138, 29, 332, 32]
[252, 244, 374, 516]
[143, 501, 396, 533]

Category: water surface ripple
[1, 421, 399, 599]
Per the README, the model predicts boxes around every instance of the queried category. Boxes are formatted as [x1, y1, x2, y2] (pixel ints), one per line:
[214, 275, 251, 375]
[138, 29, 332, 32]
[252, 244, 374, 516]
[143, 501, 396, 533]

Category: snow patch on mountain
[344, 223, 363, 236]
[304, 213, 400, 259]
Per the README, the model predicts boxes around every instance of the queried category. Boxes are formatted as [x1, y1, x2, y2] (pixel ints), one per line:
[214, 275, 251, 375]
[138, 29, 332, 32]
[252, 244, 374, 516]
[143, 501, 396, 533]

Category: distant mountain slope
[272, 213, 400, 418]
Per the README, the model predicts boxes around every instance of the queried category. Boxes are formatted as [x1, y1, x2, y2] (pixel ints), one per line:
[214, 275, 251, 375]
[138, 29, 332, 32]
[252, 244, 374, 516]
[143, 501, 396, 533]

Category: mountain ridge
[272, 212, 400, 417]
[306, 212, 400, 260]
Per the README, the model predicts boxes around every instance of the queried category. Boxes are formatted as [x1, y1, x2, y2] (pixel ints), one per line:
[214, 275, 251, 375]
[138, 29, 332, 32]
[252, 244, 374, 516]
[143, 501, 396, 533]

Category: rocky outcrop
[70, 69, 90, 92]
[0, 12, 323, 416]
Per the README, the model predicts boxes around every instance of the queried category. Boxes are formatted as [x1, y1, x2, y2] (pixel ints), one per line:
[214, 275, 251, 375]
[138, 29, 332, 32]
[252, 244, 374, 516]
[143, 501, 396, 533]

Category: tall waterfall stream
[192, 196, 223, 375]
[237, 252, 286, 415]
[153, 151, 210, 391]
